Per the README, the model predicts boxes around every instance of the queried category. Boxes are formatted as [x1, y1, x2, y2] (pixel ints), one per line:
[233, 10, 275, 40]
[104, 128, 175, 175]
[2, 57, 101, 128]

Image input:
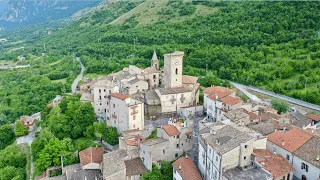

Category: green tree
[15, 121, 27, 137]
[141, 164, 162, 180]
[102, 127, 120, 146]
[271, 98, 290, 114]
[0, 166, 25, 180]
[0, 124, 15, 150]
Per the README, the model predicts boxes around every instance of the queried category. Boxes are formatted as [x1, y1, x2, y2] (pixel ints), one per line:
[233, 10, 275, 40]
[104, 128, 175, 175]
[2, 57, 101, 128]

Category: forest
[20, 1, 320, 105]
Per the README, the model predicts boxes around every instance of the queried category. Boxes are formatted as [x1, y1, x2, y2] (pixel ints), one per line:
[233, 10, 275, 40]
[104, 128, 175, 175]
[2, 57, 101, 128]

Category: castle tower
[164, 51, 184, 88]
[151, 50, 159, 70]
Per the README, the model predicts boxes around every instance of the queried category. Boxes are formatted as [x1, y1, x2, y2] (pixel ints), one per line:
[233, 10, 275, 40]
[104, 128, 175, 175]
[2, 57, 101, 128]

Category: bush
[15, 121, 28, 137]
[271, 98, 290, 114]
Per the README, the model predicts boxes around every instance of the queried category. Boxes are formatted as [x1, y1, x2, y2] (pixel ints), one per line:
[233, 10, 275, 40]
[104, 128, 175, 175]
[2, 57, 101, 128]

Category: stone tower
[164, 51, 184, 88]
[151, 50, 159, 70]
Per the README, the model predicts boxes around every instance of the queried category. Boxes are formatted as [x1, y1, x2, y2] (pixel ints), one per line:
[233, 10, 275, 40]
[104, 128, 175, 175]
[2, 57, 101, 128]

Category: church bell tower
[151, 50, 159, 70]
[163, 51, 184, 88]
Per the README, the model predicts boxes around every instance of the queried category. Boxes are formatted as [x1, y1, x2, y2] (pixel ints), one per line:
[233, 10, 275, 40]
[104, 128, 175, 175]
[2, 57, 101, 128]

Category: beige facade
[163, 51, 184, 88]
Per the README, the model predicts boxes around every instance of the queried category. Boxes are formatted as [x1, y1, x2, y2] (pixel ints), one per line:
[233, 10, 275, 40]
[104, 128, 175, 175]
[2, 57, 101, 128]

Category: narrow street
[71, 57, 85, 94]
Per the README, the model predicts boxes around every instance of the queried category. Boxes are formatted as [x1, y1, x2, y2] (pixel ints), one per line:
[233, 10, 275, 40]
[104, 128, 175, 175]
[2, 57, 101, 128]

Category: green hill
[1, 0, 320, 117]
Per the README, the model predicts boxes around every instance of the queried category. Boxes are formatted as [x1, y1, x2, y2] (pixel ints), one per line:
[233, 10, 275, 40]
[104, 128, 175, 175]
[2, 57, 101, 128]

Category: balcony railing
[131, 110, 139, 115]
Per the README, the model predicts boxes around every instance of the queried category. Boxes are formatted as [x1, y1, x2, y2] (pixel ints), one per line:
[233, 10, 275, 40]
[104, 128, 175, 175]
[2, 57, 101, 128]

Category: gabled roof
[204, 86, 234, 99]
[219, 96, 242, 106]
[307, 114, 320, 122]
[79, 147, 104, 167]
[162, 124, 180, 136]
[249, 112, 261, 121]
[294, 136, 320, 168]
[172, 157, 202, 180]
[102, 149, 127, 177]
[256, 154, 295, 179]
[182, 75, 198, 84]
[267, 127, 313, 152]
[124, 157, 148, 176]
[111, 93, 129, 100]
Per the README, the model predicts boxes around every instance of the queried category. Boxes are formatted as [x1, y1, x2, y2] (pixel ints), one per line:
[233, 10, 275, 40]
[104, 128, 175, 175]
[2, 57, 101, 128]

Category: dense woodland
[27, 1, 320, 104]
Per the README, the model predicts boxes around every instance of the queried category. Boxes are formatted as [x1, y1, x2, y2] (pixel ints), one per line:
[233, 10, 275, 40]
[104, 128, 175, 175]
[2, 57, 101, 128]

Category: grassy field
[51, 78, 67, 84]
[83, 73, 108, 79]
[110, 0, 219, 26]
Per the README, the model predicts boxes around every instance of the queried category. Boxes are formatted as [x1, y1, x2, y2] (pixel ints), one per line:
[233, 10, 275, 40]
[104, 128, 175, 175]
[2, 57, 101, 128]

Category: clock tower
[164, 51, 184, 88]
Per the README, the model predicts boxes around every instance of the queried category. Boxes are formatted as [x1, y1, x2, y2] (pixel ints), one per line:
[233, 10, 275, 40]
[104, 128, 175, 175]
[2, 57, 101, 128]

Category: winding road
[71, 57, 85, 94]
[231, 82, 320, 111]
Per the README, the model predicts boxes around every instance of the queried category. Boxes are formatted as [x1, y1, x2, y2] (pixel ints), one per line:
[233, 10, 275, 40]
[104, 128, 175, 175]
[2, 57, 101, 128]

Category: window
[99, 96, 101, 100]
[99, 89, 101, 93]
[175, 153, 178, 157]
[153, 75, 156, 79]
[176, 144, 179, 148]
[177, 135, 179, 139]
[100, 103, 102, 105]
[143, 150, 145, 154]
[104, 89, 106, 92]
[216, 156, 218, 162]
[286, 154, 290, 161]
[107, 102, 109, 105]
[113, 104, 115, 108]
[301, 163, 308, 172]
[133, 115, 136, 120]
[209, 148, 211, 153]
[133, 124, 136, 128]
[244, 156, 247, 160]
[105, 109, 106, 113]
[245, 145, 248, 148]
[175, 68, 178, 75]
[182, 143, 183, 146]
[163, 150, 165, 154]
[142, 157, 144, 162]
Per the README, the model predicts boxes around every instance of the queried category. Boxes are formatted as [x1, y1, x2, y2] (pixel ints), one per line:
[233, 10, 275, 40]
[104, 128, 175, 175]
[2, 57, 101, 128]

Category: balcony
[112, 114, 117, 119]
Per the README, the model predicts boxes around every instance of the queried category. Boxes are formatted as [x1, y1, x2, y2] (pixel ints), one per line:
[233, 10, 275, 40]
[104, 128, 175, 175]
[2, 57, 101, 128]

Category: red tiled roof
[185, 131, 192, 135]
[307, 114, 320, 122]
[172, 157, 202, 180]
[123, 129, 141, 134]
[79, 147, 104, 166]
[252, 149, 272, 157]
[204, 86, 234, 98]
[124, 135, 145, 146]
[257, 154, 295, 179]
[267, 127, 313, 152]
[162, 124, 180, 136]
[182, 75, 198, 84]
[112, 93, 129, 100]
[220, 96, 242, 106]
[249, 112, 261, 121]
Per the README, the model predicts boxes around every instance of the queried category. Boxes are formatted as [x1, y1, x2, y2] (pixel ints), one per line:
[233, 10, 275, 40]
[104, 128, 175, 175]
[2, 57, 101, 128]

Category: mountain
[0, 0, 102, 30]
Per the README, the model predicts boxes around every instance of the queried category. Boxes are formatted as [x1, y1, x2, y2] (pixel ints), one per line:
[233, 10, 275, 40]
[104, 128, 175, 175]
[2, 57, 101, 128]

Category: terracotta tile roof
[267, 127, 313, 152]
[162, 124, 180, 136]
[294, 136, 320, 168]
[124, 135, 145, 146]
[307, 114, 320, 122]
[124, 157, 148, 176]
[257, 154, 295, 179]
[185, 131, 192, 135]
[252, 149, 273, 157]
[172, 157, 202, 180]
[249, 112, 261, 121]
[204, 86, 234, 99]
[111, 93, 129, 100]
[220, 96, 242, 106]
[305, 128, 320, 137]
[123, 129, 141, 134]
[182, 75, 198, 84]
[79, 147, 104, 166]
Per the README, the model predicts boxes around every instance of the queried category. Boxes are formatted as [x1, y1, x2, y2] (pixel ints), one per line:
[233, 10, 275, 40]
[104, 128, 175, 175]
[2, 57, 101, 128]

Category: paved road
[231, 82, 262, 103]
[71, 57, 85, 94]
[232, 82, 320, 111]
[16, 131, 35, 145]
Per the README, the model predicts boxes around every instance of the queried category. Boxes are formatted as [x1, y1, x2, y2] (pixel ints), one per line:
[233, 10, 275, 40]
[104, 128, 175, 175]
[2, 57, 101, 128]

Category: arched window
[175, 68, 178, 75]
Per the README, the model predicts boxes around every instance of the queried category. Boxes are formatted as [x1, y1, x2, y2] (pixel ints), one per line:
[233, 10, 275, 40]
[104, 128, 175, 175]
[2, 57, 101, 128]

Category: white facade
[292, 156, 320, 180]
[266, 141, 293, 164]
[108, 95, 144, 134]
[173, 167, 183, 180]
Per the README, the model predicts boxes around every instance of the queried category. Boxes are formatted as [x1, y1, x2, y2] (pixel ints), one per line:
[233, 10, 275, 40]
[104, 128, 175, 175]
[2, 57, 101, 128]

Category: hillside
[0, 0, 320, 123]
[0, 0, 102, 30]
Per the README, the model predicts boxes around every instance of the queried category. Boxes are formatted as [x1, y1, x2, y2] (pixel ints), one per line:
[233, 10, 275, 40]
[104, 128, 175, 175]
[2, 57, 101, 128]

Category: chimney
[185, 154, 188, 159]
[178, 164, 182, 170]
[311, 129, 314, 134]
[261, 162, 265, 167]
[282, 140, 285, 146]
[283, 127, 286, 132]
[316, 155, 320, 161]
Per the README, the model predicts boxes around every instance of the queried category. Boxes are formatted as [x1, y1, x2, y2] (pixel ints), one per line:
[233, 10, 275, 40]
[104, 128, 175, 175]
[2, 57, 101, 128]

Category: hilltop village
[24, 51, 319, 180]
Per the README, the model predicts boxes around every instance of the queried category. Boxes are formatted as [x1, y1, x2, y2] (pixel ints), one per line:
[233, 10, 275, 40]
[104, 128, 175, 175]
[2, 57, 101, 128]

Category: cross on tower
[180, 94, 186, 103]
[170, 96, 176, 105]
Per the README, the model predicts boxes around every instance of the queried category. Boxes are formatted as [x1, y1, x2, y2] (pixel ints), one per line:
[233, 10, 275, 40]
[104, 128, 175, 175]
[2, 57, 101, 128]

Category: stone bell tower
[164, 51, 184, 88]
[151, 50, 159, 70]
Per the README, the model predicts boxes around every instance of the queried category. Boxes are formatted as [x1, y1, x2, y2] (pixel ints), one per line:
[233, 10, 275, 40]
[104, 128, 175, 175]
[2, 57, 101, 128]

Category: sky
[0, 1, 9, 15]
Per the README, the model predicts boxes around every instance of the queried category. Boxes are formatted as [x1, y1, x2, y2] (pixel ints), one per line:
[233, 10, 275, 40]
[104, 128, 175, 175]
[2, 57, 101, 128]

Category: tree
[0, 124, 15, 150]
[0, 145, 26, 169]
[0, 166, 25, 180]
[102, 127, 120, 146]
[15, 121, 27, 137]
[141, 162, 173, 180]
[271, 98, 290, 114]
[141, 164, 162, 180]
[35, 138, 74, 175]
